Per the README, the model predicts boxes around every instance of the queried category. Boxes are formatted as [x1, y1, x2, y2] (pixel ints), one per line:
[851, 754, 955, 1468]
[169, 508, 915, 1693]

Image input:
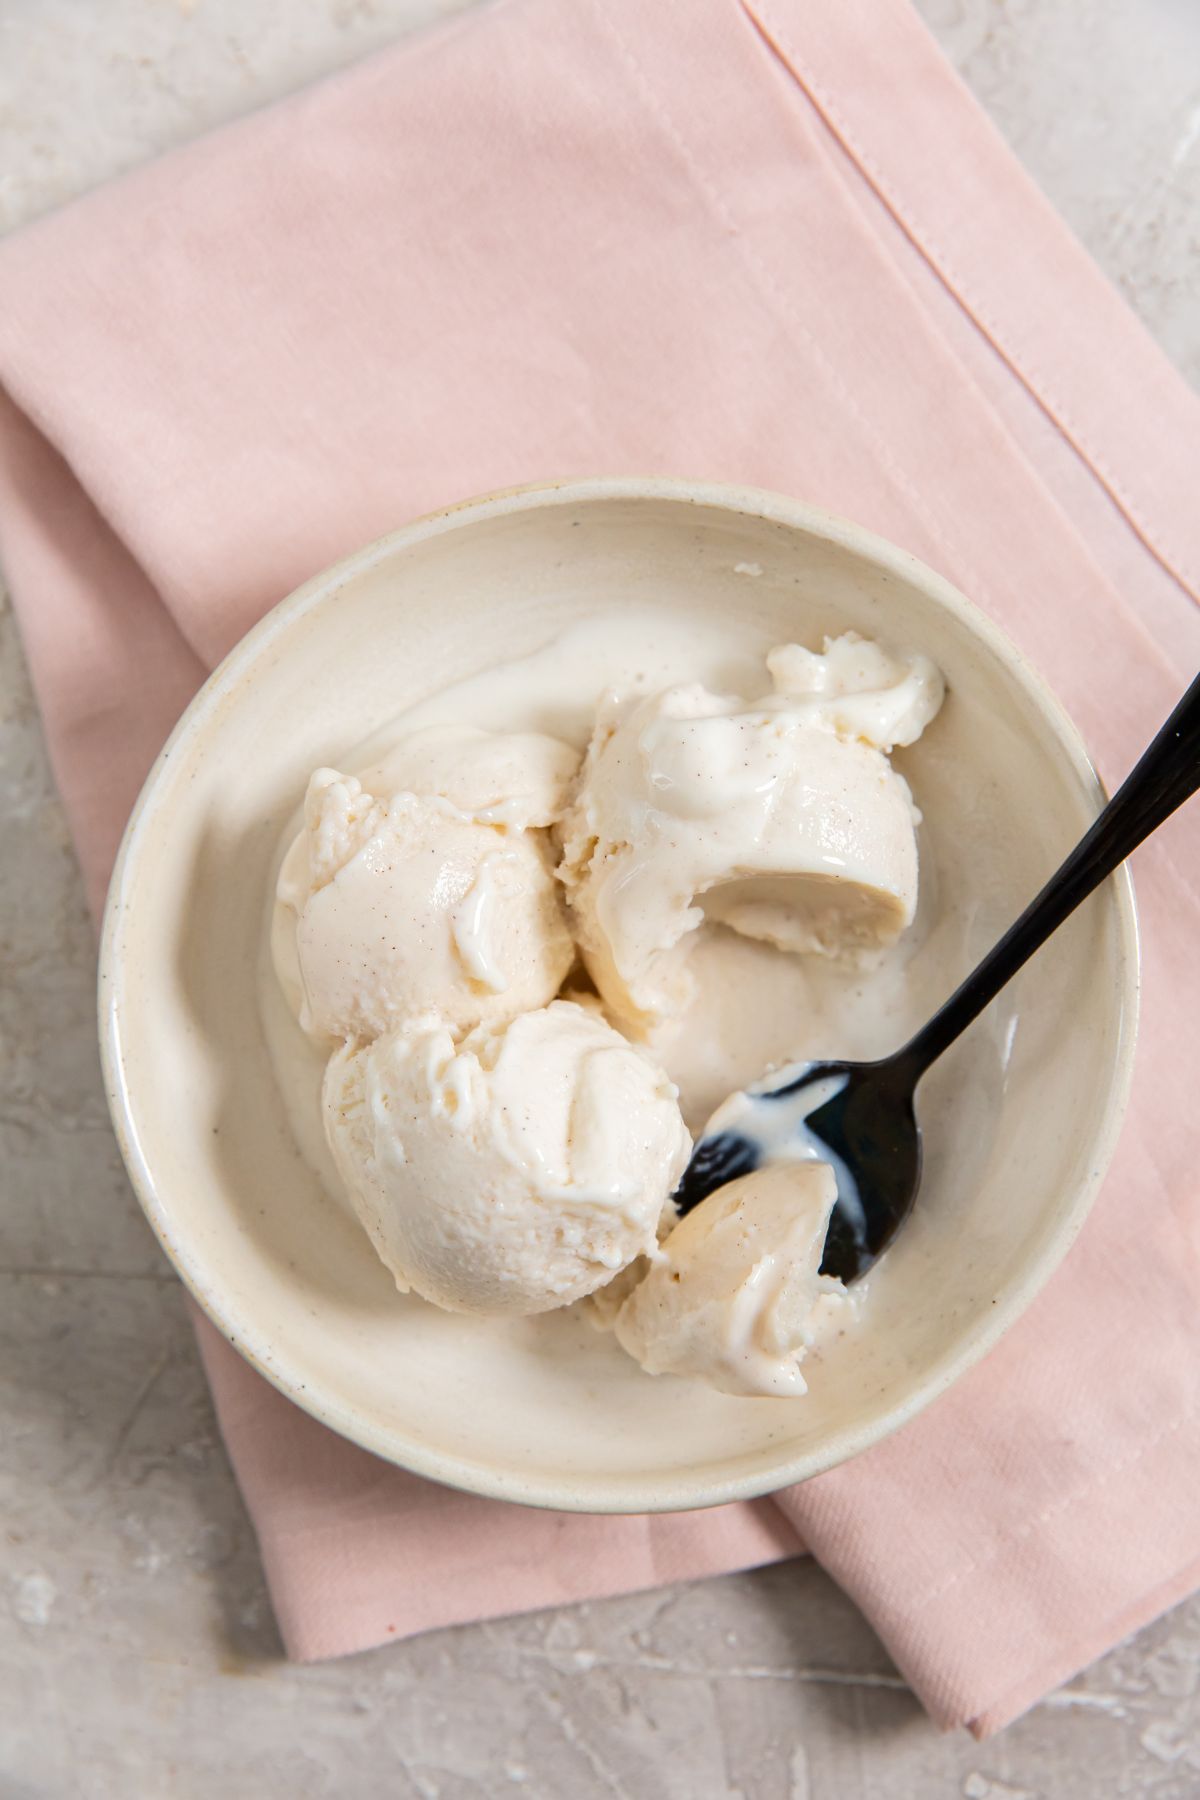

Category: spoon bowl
[675, 1057, 921, 1284]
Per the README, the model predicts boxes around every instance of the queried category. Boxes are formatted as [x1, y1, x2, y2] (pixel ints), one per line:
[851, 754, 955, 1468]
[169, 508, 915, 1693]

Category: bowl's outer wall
[99, 480, 1137, 1511]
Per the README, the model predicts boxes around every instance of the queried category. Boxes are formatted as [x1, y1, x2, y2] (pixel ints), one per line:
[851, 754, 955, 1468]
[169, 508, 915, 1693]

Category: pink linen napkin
[0, 0, 1197, 1737]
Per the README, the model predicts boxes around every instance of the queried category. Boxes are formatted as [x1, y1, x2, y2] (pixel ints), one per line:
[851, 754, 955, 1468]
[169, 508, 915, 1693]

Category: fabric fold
[192, 1309, 804, 1663]
[743, 0, 1200, 603]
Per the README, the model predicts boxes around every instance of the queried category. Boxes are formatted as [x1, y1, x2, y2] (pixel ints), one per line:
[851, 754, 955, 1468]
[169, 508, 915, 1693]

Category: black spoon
[674, 671, 1200, 1284]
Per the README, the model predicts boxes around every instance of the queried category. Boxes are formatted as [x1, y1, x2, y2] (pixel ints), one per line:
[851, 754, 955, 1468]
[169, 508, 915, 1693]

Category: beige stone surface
[1, 2, 1198, 1794]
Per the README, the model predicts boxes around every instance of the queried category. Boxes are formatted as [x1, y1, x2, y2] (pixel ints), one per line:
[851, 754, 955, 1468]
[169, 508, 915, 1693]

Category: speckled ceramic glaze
[98, 479, 1138, 1512]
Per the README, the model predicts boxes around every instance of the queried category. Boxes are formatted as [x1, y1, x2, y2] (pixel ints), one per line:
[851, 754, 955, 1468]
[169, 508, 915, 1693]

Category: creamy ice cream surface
[323, 1001, 692, 1315]
[362, 724, 579, 829]
[613, 1163, 845, 1397]
[274, 729, 577, 1042]
[557, 633, 943, 1030]
[763, 634, 943, 751]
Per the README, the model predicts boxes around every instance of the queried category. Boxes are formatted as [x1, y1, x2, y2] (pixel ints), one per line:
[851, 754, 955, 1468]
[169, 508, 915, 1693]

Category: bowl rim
[98, 474, 1141, 1513]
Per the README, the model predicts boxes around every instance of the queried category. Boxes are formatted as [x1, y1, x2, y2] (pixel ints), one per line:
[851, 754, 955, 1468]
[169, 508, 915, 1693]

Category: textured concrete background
[2, 2, 1198, 1795]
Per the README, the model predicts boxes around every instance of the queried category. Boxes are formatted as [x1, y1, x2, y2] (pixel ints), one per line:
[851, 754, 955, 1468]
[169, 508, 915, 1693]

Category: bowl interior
[103, 482, 1135, 1510]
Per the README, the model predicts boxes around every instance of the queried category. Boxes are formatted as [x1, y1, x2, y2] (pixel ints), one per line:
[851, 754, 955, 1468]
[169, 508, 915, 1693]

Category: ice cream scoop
[678, 670, 1200, 1284]
[323, 1000, 692, 1315]
[557, 635, 943, 1031]
[274, 750, 575, 1042]
[614, 1162, 844, 1396]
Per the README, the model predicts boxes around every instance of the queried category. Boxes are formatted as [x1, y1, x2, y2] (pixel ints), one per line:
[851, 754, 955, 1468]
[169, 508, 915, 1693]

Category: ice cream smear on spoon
[266, 632, 946, 1396]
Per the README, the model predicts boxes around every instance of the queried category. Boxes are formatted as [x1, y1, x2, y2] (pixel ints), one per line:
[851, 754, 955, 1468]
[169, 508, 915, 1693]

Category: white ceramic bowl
[99, 478, 1138, 1511]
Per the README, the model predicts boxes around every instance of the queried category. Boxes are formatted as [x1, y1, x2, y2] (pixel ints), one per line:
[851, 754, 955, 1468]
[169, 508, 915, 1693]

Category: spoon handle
[899, 670, 1200, 1077]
